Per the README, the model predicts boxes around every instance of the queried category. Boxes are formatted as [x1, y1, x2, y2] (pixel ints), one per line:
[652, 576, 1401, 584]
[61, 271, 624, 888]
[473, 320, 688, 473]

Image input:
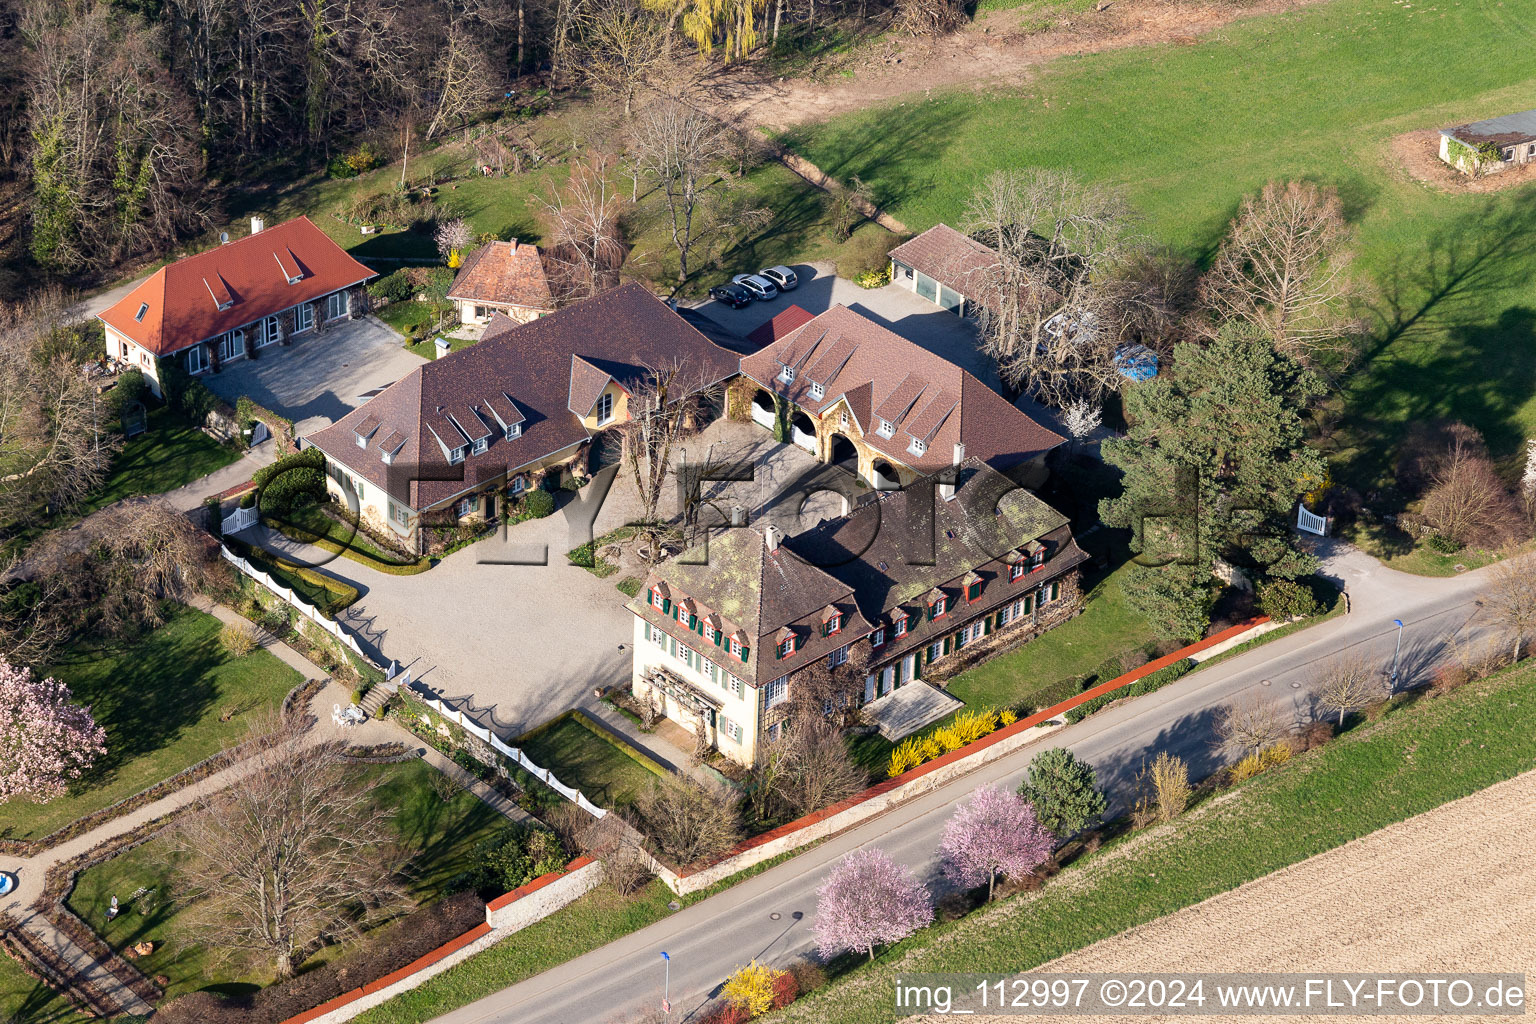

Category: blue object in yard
[1114, 344, 1158, 381]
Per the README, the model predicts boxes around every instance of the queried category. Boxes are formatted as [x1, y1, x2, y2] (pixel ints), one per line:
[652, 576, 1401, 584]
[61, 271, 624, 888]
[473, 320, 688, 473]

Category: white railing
[408, 691, 608, 818]
[1296, 503, 1330, 536]
[220, 544, 373, 666]
[222, 506, 259, 535]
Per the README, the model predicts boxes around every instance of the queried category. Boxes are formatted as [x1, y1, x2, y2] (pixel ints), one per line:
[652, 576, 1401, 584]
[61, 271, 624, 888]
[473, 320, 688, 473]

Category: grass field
[0, 953, 88, 1024]
[86, 406, 240, 514]
[516, 713, 667, 810]
[65, 758, 505, 1002]
[771, 657, 1536, 1023]
[779, 0, 1536, 490]
[2, 608, 303, 842]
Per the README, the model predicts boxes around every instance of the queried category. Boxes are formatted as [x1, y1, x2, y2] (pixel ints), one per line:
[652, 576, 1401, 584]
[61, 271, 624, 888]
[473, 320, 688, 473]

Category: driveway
[691, 261, 1000, 390]
[202, 315, 424, 434]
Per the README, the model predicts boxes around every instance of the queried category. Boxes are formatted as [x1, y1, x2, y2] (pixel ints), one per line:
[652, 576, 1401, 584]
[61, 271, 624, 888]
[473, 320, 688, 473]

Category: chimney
[250, 216, 265, 235]
[953, 442, 965, 465]
[731, 505, 747, 527]
[508, 238, 518, 253]
[764, 524, 782, 553]
[939, 443, 964, 501]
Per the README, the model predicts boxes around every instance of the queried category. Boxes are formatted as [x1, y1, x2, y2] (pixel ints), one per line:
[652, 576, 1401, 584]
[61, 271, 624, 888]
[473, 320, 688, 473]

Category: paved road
[433, 540, 1496, 1024]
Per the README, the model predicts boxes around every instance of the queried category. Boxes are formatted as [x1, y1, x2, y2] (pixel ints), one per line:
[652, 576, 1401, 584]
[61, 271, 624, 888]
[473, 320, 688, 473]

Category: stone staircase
[359, 682, 395, 719]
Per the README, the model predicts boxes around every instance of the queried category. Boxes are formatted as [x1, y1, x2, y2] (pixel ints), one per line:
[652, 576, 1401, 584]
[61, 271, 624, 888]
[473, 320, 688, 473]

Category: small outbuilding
[887, 224, 998, 316]
[1439, 110, 1536, 176]
[447, 239, 555, 326]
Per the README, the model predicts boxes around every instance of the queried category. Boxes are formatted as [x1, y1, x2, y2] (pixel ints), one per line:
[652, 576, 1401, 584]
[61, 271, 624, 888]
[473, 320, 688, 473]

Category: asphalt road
[434, 541, 1496, 1024]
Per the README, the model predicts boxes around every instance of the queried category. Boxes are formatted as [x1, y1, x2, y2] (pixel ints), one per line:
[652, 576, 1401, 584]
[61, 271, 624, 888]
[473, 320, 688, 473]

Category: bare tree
[775, 719, 867, 818]
[1483, 555, 1536, 662]
[961, 168, 1145, 408]
[90, 501, 229, 631]
[536, 156, 629, 303]
[582, 0, 666, 118]
[425, 28, 494, 139]
[570, 808, 653, 896]
[1314, 654, 1386, 727]
[631, 98, 725, 282]
[172, 716, 406, 978]
[632, 771, 742, 865]
[1215, 693, 1284, 759]
[1201, 180, 1359, 367]
[785, 658, 863, 730]
[618, 358, 722, 564]
[1420, 428, 1522, 550]
[0, 294, 121, 527]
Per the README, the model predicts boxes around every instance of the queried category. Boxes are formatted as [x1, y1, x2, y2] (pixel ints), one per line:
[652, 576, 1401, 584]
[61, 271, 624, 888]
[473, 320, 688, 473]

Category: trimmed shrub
[253, 448, 327, 514]
[835, 224, 898, 281]
[367, 269, 413, 303]
[110, 368, 147, 416]
[1257, 578, 1321, 621]
[1064, 658, 1195, 724]
[522, 489, 556, 518]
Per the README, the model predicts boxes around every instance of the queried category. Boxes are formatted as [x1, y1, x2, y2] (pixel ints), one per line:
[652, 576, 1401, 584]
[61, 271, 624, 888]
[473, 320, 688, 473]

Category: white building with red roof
[97, 216, 375, 396]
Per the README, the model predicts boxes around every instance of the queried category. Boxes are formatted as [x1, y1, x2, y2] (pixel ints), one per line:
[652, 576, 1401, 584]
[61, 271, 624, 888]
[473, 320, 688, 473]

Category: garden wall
[652, 616, 1271, 895]
[278, 858, 603, 1024]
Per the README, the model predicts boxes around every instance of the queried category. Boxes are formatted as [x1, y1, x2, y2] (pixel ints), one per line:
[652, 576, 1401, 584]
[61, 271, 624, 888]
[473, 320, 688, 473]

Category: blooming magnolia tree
[814, 848, 933, 962]
[0, 662, 107, 804]
[938, 786, 1055, 901]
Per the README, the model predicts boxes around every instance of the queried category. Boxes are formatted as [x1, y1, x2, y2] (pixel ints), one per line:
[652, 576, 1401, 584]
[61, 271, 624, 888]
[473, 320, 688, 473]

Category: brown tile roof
[567, 355, 614, 418]
[739, 305, 1062, 474]
[745, 305, 816, 350]
[98, 216, 375, 357]
[888, 223, 999, 304]
[446, 240, 554, 311]
[308, 283, 739, 511]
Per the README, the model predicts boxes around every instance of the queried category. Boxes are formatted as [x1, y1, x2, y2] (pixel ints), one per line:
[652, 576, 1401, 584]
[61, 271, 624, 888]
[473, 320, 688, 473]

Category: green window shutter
[662, 598, 672, 615]
[984, 616, 993, 635]
[794, 634, 805, 652]
[740, 645, 750, 661]
[1051, 582, 1061, 601]
[943, 636, 952, 655]
[668, 636, 677, 657]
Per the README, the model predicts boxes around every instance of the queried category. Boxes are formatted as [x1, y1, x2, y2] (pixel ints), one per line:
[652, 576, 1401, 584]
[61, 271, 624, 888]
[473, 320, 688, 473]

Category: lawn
[64, 758, 506, 1002]
[86, 405, 241, 514]
[773, 659, 1536, 1024]
[2, 607, 304, 843]
[405, 332, 480, 360]
[515, 712, 668, 810]
[0, 953, 88, 1024]
[779, 0, 1536, 490]
[1338, 518, 1526, 577]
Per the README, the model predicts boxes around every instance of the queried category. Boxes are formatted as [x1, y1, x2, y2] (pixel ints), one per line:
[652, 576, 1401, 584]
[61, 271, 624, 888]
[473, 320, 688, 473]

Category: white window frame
[472, 436, 489, 455]
[729, 636, 744, 659]
[260, 314, 281, 347]
[449, 446, 467, 465]
[390, 501, 410, 527]
[650, 624, 667, 647]
[828, 644, 848, 668]
[894, 615, 908, 638]
[908, 436, 928, 456]
[728, 675, 744, 698]
[326, 290, 348, 321]
[779, 637, 794, 658]
[293, 303, 315, 333]
[721, 716, 743, 743]
[779, 366, 795, 384]
[505, 423, 521, 440]
[457, 497, 475, 518]
[510, 474, 526, 494]
[651, 587, 665, 610]
[932, 596, 947, 618]
[185, 345, 207, 374]
[809, 381, 824, 400]
[595, 391, 614, 425]
[928, 641, 943, 662]
[870, 627, 885, 647]
[876, 419, 894, 438]
[765, 676, 788, 706]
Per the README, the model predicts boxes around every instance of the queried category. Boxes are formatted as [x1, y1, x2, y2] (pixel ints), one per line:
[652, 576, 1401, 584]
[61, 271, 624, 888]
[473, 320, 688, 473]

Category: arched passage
[828, 433, 858, 471]
[790, 411, 817, 453]
[872, 458, 901, 490]
[751, 390, 776, 430]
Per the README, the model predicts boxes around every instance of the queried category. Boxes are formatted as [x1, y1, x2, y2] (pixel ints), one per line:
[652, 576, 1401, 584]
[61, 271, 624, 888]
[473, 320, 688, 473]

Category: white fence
[1296, 503, 1330, 536]
[222, 505, 258, 535]
[408, 689, 607, 819]
[220, 544, 373, 667]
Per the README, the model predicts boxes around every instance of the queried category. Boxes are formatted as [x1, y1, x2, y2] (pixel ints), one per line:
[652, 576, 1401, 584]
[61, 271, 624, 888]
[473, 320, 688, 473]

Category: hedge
[253, 448, 327, 514]
[1063, 657, 1195, 724]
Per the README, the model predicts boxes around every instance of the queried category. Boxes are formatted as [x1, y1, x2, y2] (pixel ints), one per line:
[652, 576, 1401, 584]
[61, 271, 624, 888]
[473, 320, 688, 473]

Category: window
[765, 676, 788, 706]
[457, 497, 475, 518]
[326, 291, 348, 321]
[840, 410, 850, 430]
[472, 436, 489, 455]
[779, 637, 794, 658]
[809, 381, 824, 400]
[966, 580, 982, 603]
[908, 436, 928, 456]
[720, 716, 743, 743]
[1010, 562, 1026, 582]
[681, 645, 698, 671]
[962, 621, 984, 645]
[1032, 548, 1046, 571]
[927, 641, 943, 663]
[931, 596, 947, 619]
[876, 419, 894, 438]
[510, 475, 526, 495]
[261, 315, 280, 347]
[870, 627, 886, 648]
[727, 675, 744, 698]
[729, 636, 744, 660]
[779, 366, 796, 384]
[825, 613, 841, 637]
[294, 303, 314, 333]
[449, 446, 467, 465]
[475, 305, 488, 319]
[650, 624, 667, 647]
[1048, 581, 1061, 603]
[703, 621, 716, 643]
[185, 345, 206, 374]
[894, 614, 909, 638]
[219, 330, 245, 361]
[505, 423, 521, 440]
[134, 303, 149, 323]
[828, 645, 848, 668]
[595, 392, 614, 425]
[390, 502, 410, 527]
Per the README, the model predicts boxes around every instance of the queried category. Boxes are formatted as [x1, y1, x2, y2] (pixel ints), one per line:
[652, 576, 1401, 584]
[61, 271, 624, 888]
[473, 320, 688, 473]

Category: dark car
[709, 283, 754, 308]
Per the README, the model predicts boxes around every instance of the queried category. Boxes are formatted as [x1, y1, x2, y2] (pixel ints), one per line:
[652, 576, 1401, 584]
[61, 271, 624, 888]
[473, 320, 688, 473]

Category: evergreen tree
[1017, 747, 1106, 839]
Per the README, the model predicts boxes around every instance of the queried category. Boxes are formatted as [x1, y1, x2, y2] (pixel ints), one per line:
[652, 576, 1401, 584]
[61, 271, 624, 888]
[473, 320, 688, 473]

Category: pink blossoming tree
[0, 662, 107, 804]
[814, 848, 933, 962]
[938, 785, 1055, 901]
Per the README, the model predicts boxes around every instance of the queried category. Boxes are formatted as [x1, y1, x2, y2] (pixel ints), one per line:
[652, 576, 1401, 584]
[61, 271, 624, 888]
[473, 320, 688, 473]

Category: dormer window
[650, 586, 666, 610]
[704, 621, 717, 643]
[473, 437, 489, 455]
[894, 614, 909, 638]
[824, 612, 841, 637]
[908, 436, 928, 456]
[729, 635, 744, 660]
[779, 636, 795, 658]
[965, 577, 983, 602]
[134, 303, 149, 323]
[505, 423, 521, 440]
[779, 366, 795, 384]
[870, 627, 886, 648]
[449, 446, 467, 465]
[876, 419, 895, 438]
[1010, 561, 1026, 582]
[595, 392, 614, 425]
[930, 595, 947, 619]
[809, 381, 824, 400]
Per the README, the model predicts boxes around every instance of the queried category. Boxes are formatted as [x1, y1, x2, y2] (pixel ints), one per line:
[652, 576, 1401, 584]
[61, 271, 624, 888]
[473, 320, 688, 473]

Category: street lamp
[1389, 618, 1405, 693]
[660, 951, 671, 1018]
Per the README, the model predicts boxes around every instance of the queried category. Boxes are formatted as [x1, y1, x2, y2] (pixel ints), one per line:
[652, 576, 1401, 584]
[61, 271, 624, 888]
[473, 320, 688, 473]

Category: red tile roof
[887, 224, 999, 304]
[739, 305, 1062, 475]
[97, 216, 375, 357]
[447, 240, 554, 311]
[745, 305, 816, 350]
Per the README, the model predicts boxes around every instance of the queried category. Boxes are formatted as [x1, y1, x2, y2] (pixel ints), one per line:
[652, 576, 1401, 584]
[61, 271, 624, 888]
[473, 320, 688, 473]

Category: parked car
[758, 266, 799, 291]
[732, 274, 779, 301]
[709, 283, 755, 308]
